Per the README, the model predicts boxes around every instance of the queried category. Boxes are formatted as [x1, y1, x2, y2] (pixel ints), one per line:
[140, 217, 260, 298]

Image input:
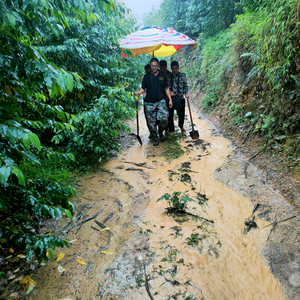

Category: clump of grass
[163, 134, 184, 159]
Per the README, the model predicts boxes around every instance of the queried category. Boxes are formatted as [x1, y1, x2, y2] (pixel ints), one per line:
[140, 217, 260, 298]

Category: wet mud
[26, 107, 300, 300]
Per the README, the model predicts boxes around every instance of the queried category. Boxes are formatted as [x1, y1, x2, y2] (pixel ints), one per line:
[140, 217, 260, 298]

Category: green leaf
[13, 167, 25, 186]
[79, 10, 85, 23]
[48, 248, 54, 261]
[63, 73, 74, 92]
[41, 0, 49, 9]
[22, 133, 31, 150]
[104, 2, 111, 15]
[0, 166, 12, 185]
[6, 127, 23, 144]
[65, 209, 73, 221]
[6, 13, 16, 27]
[91, 13, 97, 23]
[29, 133, 41, 151]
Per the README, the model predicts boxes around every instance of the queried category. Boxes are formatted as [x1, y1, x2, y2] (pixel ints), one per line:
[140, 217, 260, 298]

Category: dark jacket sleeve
[182, 73, 189, 94]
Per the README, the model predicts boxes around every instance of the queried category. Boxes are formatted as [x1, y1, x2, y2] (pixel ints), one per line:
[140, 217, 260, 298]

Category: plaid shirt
[169, 72, 189, 98]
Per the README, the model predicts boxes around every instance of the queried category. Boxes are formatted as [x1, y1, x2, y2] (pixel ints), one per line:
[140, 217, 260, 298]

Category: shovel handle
[186, 97, 195, 132]
[135, 97, 139, 136]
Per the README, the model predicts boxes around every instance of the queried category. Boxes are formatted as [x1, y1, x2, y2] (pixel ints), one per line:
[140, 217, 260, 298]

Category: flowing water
[30, 109, 286, 300]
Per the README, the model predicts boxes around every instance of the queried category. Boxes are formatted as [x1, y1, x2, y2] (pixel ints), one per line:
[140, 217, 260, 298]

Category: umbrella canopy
[119, 25, 197, 57]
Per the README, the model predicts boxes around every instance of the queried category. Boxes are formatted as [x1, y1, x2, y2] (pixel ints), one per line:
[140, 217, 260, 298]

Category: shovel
[134, 97, 142, 146]
[186, 96, 199, 140]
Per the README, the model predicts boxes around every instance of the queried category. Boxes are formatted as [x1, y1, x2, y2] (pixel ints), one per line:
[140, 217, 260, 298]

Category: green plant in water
[161, 248, 179, 263]
[157, 192, 194, 210]
[136, 276, 145, 287]
[163, 134, 185, 159]
[186, 233, 206, 245]
[174, 216, 189, 223]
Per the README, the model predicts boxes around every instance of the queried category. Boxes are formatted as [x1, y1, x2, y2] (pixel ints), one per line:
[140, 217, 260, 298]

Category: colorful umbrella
[119, 25, 197, 57]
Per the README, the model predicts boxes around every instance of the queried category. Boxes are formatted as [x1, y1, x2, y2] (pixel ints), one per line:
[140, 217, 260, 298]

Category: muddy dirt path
[29, 107, 300, 300]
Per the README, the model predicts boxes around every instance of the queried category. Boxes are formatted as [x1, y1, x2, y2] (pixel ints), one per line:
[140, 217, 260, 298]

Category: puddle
[29, 109, 286, 300]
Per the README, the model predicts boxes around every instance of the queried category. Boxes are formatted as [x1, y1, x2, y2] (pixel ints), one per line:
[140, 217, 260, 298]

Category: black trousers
[168, 98, 185, 132]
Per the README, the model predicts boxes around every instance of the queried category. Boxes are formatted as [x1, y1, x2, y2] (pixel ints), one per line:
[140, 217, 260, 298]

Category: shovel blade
[190, 130, 199, 140]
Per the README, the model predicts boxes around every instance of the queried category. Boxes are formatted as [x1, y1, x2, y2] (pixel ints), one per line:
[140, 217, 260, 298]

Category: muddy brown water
[29, 109, 287, 300]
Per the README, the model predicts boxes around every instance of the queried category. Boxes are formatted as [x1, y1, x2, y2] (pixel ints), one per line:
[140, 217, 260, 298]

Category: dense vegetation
[0, 0, 145, 262]
[144, 0, 300, 157]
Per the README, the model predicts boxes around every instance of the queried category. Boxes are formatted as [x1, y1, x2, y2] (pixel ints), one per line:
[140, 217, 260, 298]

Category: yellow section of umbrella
[148, 44, 178, 57]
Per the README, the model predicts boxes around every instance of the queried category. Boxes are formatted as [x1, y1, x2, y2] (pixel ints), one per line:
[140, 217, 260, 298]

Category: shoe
[148, 132, 154, 139]
[180, 127, 186, 133]
[159, 130, 165, 142]
[153, 138, 159, 146]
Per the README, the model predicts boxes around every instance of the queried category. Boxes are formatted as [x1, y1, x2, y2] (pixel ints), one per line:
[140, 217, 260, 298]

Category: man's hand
[185, 93, 190, 99]
[169, 100, 173, 109]
[170, 91, 176, 97]
[134, 91, 140, 97]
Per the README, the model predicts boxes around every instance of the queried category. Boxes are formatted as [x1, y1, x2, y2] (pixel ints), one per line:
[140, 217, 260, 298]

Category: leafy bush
[0, 0, 143, 262]
[183, 30, 235, 111]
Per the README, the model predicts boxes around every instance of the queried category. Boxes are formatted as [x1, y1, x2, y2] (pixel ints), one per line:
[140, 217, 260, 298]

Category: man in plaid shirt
[169, 61, 189, 134]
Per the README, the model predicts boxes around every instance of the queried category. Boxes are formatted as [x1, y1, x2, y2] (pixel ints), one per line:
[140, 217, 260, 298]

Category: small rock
[289, 273, 300, 287]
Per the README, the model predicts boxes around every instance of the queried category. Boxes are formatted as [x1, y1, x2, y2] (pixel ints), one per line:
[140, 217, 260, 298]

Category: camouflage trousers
[144, 99, 169, 137]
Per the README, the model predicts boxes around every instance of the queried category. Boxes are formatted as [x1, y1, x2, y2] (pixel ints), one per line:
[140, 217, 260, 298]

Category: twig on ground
[124, 161, 155, 169]
[66, 210, 103, 234]
[165, 207, 214, 223]
[144, 264, 154, 300]
[263, 215, 297, 228]
[94, 220, 106, 229]
[249, 140, 274, 161]
[242, 118, 259, 144]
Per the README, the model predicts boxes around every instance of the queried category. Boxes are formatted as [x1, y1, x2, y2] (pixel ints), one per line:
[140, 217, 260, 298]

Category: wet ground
[2, 106, 300, 300]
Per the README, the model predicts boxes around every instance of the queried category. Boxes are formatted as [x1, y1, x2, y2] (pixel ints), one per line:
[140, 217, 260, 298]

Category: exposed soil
[1, 104, 300, 300]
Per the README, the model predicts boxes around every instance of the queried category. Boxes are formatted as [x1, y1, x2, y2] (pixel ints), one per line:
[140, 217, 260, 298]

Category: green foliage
[231, 0, 299, 91]
[52, 87, 136, 160]
[183, 30, 234, 111]
[157, 191, 193, 210]
[143, 4, 164, 27]
[0, 0, 144, 261]
[159, 0, 242, 37]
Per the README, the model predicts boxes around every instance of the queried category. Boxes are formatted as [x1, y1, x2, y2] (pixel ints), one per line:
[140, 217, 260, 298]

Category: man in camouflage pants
[169, 60, 190, 134]
[135, 58, 173, 146]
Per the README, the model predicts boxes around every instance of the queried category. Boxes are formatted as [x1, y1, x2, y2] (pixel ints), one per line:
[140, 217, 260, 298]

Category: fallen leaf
[1, 238, 7, 243]
[69, 239, 77, 243]
[9, 248, 14, 253]
[57, 252, 65, 262]
[20, 277, 29, 284]
[1, 290, 9, 298]
[8, 274, 15, 280]
[13, 267, 20, 273]
[76, 259, 87, 265]
[47, 248, 54, 261]
[57, 266, 65, 273]
[12, 275, 24, 283]
[6, 255, 12, 259]
[101, 251, 114, 255]
[26, 282, 36, 295]
[100, 227, 110, 231]
[10, 292, 18, 297]
[40, 262, 46, 266]
[17, 254, 26, 259]
[20, 276, 37, 286]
